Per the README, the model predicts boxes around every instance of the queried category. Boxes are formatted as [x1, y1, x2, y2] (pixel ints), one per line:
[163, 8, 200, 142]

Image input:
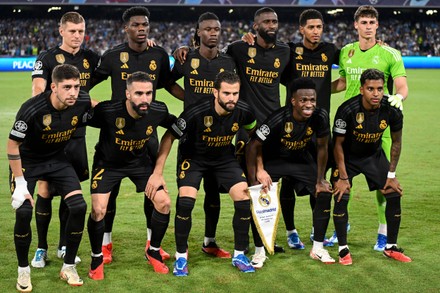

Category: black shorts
[10, 161, 81, 197]
[177, 156, 246, 192]
[90, 165, 153, 194]
[65, 136, 89, 182]
[265, 158, 317, 196]
[343, 149, 389, 191]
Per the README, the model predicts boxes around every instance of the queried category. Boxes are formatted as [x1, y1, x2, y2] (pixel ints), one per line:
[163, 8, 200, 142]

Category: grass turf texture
[0, 70, 439, 292]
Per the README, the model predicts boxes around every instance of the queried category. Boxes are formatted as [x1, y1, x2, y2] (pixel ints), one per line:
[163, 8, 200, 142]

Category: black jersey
[94, 43, 171, 101]
[333, 95, 403, 158]
[225, 40, 290, 123]
[254, 106, 330, 162]
[88, 99, 176, 168]
[169, 98, 256, 160]
[9, 91, 91, 166]
[32, 46, 100, 93]
[171, 49, 236, 109]
[284, 42, 339, 113]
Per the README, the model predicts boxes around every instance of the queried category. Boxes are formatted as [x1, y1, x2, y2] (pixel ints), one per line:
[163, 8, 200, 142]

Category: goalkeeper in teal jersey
[331, 5, 408, 252]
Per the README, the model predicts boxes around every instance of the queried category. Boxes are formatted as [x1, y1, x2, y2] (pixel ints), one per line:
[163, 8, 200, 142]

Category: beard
[218, 99, 236, 113]
[258, 28, 277, 44]
[131, 100, 149, 117]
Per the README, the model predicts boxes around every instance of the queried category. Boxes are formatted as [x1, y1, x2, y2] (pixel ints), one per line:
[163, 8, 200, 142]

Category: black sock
[35, 194, 52, 250]
[147, 248, 162, 262]
[175, 197, 195, 253]
[105, 182, 120, 233]
[333, 194, 349, 246]
[144, 196, 154, 230]
[91, 255, 103, 270]
[203, 175, 220, 239]
[385, 193, 402, 244]
[150, 209, 170, 248]
[280, 179, 295, 231]
[87, 214, 105, 255]
[58, 198, 68, 249]
[313, 192, 332, 242]
[251, 216, 264, 247]
[15, 200, 33, 267]
[233, 200, 251, 251]
[64, 194, 87, 265]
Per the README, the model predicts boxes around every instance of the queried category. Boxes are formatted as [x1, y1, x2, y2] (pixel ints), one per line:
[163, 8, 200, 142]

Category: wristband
[387, 172, 396, 179]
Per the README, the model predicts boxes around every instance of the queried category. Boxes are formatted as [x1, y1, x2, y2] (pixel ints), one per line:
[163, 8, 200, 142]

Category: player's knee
[65, 194, 87, 217]
[154, 191, 171, 214]
[15, 200, 33, 224]
[229, 182, 249, 201]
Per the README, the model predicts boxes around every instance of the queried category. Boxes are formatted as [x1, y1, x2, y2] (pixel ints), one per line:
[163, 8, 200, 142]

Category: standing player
[170, 12, 237, 259]
[30, 11, 99, 268]
[8, 64, 91, 290]
[146, 71, 257, 276]
[87, 72, 176, 279]
[246, 77, 335, 264]
[332, 5, 408, 251]
[91, 6, 179, 263]
[225, 7, 291, 267]
[332, 68, 411, 264]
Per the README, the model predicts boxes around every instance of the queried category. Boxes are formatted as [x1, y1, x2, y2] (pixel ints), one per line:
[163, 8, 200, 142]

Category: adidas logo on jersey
[116, 129, 125, 135]
[43, 126, 51, 131]
[121, 63, 129, 69]
[296, 55, 303, 60]
[190, 69, 198, 75]
[247, 59, 255, 64]
[204, 127, 211, 132]
[356, 124, 363, 129]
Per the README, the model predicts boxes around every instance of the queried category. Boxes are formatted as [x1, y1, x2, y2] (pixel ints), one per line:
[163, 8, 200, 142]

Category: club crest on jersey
[373, 56, 380, 64]
[306, 127, 313, 136]
[115, 117, 125, 129]
[43, 114, 52, 127]
[146, 125, 153, 136]
[71, 116, 78, 126]
[284, 122, 293, 134]
[321, 53, 328, 62]
[231, 123, 239, 132]
[380, 120, 387, 130]
[149, 60, 157, 71]
[56, 54, 65, 64]
[247, 48, 256, 64]
[274, 58, 280, 69]
[191, 58, 200, 75]
[295, 47, 303, 60]
[120, 52, 129, 63]
[83, 59, 90, 69]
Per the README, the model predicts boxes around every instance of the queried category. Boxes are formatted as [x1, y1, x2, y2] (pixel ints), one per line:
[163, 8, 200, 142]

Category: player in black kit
[332, 69, 411, 265]
[246, 77, 335, 265]
[146, 71, 257, 276]
[171, 12, 237, 259]
[91, 6, 180, 263]
[87, 72, 176, 279]
[9, 64, 92, 290]
[30, 11, 99, 269]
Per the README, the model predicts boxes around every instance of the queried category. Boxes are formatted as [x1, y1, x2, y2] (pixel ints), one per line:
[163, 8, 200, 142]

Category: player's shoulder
[236, 99, 253, 112]
[338, 95, 361, 114]
[148, 45, 168, 55]
[101, 43, 126, 57]
[81, 47, 100, 59]
[341, 42, 358, 51]
[377, 44, 402, 58]
[19, 92, 50, 119]
[149, 100, 168, 113]
[183, 99, 211, 117]
[274, 40, 290, 50]
[95, 99, 123, 113]
[313, 107, 330, 121]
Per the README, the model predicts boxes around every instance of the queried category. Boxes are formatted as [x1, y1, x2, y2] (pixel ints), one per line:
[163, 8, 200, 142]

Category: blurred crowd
[1, 17, 439, 57]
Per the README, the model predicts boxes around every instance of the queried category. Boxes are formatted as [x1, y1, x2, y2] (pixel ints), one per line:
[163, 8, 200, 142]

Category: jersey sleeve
[9, 103, 35, 142]
[156, 51, 172, 90]
[333, 104, 349, 136]
[387, 49, 407, 79]
[315, 108, 331, 138]
[389, 107, 403, 132]
[86, 101, 107, 128]
[31, 51, 51, 81]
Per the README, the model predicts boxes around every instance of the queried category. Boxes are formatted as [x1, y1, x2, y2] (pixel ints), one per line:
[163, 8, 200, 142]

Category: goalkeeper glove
[387, 94, 404, 111]
[11, 176, 30, 210]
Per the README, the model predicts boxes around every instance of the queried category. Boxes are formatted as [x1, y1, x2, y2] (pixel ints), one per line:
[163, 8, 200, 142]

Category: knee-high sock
[144, 196, 154, 230]
[333, 194, 349, 246]
[58, 198, 68, 248]
[175, 197, 195, 254]
[87, 214, 104, 255]
[104, 182, 120, 233]
[280, 180, 295, 231]
[64, 194, 87, 265]
[150, 209, 170, 248]
[313, 192, 332, 242]
[250, 216, 264, 247]
[385, 194, 401, 244]
[233, 200, 251, 251]
[203, 177, 220, 239]
[35, 194, 52, 250]
[15, 200, 33, 267]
